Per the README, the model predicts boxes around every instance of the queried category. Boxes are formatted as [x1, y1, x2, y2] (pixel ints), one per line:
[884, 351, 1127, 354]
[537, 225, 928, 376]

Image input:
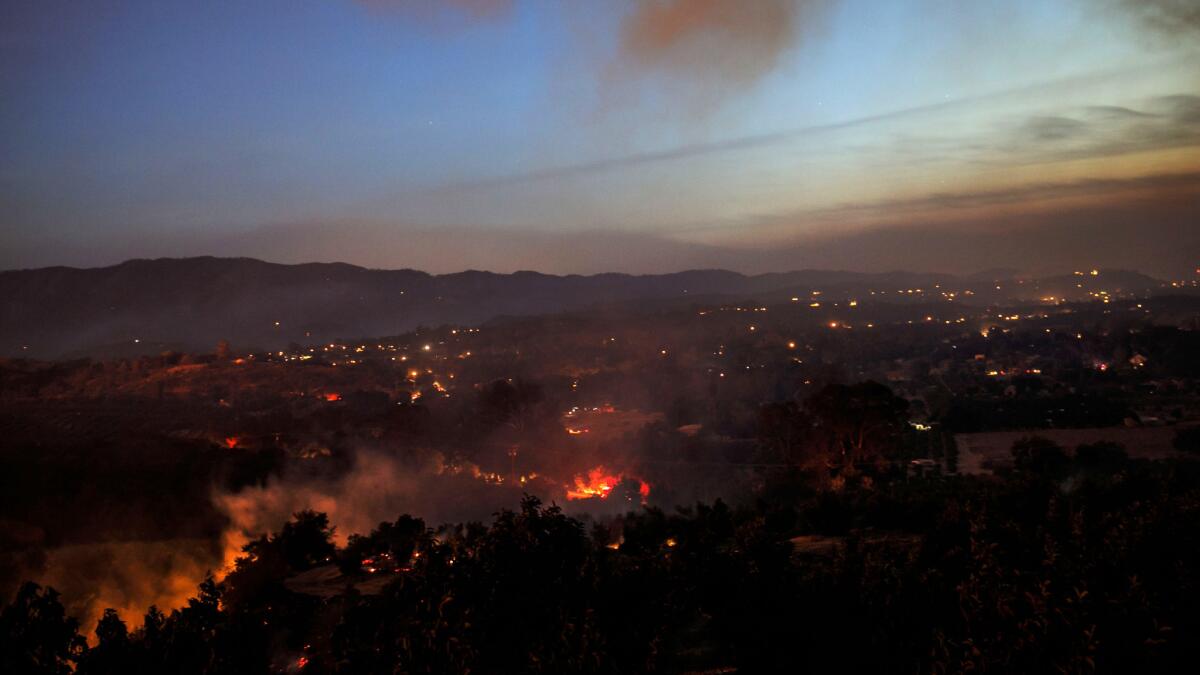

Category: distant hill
[0, 257, 1173, 358]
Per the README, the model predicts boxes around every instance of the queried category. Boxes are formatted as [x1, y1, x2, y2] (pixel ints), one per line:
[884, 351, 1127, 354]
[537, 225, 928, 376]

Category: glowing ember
[323, 392, 341, 402]
[224, 437, 238, 449]
[565, 466, 650, 502]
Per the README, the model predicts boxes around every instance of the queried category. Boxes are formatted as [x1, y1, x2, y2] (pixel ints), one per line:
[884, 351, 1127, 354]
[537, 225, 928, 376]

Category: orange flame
[224, 437, 238, 449]
[565, 466, 650, 502]
[324, 392, 341, 402]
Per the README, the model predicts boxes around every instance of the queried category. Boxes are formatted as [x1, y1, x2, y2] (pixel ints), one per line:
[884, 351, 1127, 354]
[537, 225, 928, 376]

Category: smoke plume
[615, 0, 829, 101]
[354, 0, 514, 22]
[32, 539, 224, 644]
[214, 450, 530, 552]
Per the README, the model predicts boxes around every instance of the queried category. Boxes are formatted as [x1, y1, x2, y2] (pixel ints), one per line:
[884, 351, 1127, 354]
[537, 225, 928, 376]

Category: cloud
[425, 94, 973, 195]
[1116, 0, 1200, 40]
[1083, 105, 1154, 120]
[706, 183, 1200, 277]
[873, 94, 1200, 171]
[1003, 94, 1200, 163]
[1019, 116, 1089, 142]
[674, 168, 1198, 253]
[1158, 94, 1200, 125]
[426, 70, 1194, 194]
[787, 170, 1200, 225]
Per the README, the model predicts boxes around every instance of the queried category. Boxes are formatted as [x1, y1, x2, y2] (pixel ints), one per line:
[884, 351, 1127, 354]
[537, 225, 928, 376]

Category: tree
[757, 400, 811, 465]
[0, 583, 85, 675]
[277, 510, 337, 570]
[476, 378, 551, 435]
[806, 381, 908, 471]
[222, 512, 334, 611]
[77, 609, 132, 675]
[1011, 436, 1071, 480]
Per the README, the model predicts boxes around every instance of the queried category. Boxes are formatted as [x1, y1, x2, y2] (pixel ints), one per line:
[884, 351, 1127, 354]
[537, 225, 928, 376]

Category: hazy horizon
[0, 249, 1182, 281]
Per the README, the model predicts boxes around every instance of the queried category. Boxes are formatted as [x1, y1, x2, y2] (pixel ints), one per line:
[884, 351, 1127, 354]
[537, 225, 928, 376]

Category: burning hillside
[565, 466, 651, 503]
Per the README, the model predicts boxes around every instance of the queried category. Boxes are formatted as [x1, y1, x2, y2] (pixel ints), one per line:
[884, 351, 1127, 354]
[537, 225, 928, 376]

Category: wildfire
[224, 437, 239, 449]
[323, 392, 341, 402]
[565, 466, 650, 502]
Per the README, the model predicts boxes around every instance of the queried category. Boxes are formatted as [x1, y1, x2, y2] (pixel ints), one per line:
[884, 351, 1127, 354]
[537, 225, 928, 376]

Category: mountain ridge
[0, 257, 1170, 358]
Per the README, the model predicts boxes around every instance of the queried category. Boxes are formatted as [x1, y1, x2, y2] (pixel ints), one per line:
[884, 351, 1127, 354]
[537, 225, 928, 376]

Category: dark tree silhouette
[1011, 435, 1072, 480]
[806, 381, 908, 471]
[0, 583, 85, 675]
[77, 609, 132, 675]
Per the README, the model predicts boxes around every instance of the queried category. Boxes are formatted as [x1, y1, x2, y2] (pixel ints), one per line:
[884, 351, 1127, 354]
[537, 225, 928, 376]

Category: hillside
[0, 257, 1170, 357]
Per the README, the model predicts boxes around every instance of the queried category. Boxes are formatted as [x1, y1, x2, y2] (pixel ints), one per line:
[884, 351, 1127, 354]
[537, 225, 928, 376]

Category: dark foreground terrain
[2, 269, 1199, 673]
[4, 457, 1200, 674]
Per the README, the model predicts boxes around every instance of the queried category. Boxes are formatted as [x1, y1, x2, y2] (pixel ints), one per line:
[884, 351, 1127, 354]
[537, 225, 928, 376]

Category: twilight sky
[2, 0, 1198, 276]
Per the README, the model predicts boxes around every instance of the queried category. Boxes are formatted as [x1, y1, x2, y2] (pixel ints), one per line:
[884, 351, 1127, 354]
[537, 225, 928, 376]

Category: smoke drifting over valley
[215, 451, 529, 551]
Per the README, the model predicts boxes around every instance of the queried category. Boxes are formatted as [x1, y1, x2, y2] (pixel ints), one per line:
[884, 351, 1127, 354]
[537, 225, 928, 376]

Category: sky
[1, 0, 1198, 276]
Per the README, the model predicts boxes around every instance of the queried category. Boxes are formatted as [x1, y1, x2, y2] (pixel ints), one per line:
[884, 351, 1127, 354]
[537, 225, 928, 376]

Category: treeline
[4, 445, 1200, 674]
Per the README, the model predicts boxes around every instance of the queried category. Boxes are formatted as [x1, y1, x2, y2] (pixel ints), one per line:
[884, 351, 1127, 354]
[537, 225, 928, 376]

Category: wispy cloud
[685, 169, 1200, 245]
[423, 64, 1196, 196]
[999, 94, 1200, 163]
[1115, 0, 1200, 40]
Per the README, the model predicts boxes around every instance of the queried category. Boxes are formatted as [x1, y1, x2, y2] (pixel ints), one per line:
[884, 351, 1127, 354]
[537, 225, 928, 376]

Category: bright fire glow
[565, 466, 650, 501]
